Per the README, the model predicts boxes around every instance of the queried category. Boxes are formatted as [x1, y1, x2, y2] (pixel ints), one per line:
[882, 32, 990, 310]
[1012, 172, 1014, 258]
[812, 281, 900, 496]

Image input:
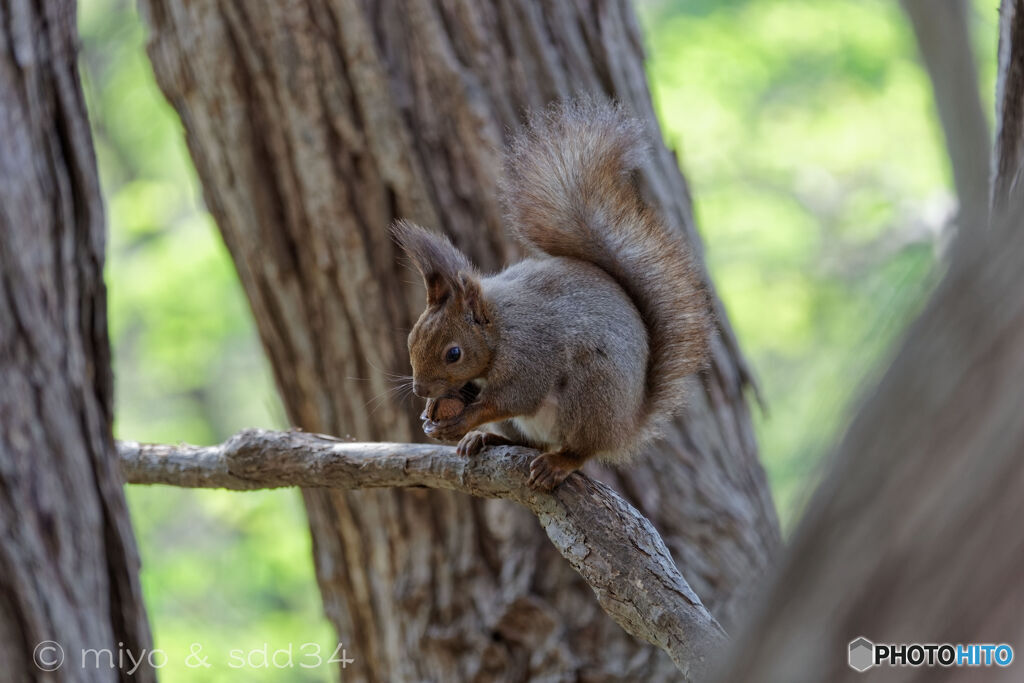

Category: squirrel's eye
[445, 346, 462, 363]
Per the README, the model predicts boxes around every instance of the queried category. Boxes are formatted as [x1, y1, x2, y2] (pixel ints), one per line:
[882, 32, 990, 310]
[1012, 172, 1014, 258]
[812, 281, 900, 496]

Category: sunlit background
[77, 0, 995, 680]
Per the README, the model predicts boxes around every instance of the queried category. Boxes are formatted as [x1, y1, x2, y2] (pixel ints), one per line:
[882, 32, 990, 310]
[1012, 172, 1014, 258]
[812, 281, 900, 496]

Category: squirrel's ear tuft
[391, 220, 474, 307]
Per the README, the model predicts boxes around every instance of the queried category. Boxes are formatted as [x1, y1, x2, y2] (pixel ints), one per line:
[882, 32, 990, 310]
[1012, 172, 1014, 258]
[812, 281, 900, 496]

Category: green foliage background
[78, 0, 995, 679]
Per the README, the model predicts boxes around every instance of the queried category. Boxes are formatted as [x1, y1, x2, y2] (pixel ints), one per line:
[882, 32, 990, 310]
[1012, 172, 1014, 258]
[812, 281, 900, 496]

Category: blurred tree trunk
[994, 0, 1024, 209]
[719, 6, 1024, 681]
[141, 0, 779, 679]
[0, 1, 154, 680]
[902, 0, 990, 230]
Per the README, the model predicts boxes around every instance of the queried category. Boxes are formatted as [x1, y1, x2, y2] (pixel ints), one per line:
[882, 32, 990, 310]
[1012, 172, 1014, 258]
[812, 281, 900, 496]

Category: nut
[426, 396, 465, 421]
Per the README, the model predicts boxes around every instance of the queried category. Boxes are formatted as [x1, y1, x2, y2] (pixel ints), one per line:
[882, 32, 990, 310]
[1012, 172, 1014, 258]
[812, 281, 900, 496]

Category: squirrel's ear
[391, 219, 473, 307]
[459, 272, 490, 325]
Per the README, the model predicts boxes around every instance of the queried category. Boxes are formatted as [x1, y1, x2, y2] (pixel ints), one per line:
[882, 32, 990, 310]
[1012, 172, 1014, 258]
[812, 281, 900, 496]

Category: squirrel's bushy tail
[502, 100, 712, 444]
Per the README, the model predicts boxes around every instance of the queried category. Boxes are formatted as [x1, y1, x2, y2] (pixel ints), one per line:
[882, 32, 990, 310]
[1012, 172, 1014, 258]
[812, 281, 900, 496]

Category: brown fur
[502, 100, 712, 445]
[393, 101, 712, 489]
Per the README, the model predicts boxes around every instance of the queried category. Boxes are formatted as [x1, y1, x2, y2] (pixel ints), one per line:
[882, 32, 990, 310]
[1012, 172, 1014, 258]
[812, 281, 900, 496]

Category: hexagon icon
[848, 637, 875, 672]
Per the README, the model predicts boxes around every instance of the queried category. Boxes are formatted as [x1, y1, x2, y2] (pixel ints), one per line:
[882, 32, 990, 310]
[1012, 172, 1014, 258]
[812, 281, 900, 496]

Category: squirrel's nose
[413, 382, 429, 398]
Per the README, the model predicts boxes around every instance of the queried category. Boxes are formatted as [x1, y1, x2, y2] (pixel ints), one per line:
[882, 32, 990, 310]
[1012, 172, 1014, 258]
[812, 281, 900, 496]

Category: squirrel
[392, 100, 711, 491]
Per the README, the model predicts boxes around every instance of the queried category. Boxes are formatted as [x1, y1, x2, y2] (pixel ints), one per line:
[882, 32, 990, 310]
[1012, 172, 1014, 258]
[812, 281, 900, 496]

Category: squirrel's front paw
[424, 416, 470, 443]
[456, 431, 489, 457]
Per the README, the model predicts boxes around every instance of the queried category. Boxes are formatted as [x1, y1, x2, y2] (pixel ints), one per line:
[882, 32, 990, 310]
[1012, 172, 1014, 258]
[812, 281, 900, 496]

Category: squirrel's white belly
[513, 392, 560, 448]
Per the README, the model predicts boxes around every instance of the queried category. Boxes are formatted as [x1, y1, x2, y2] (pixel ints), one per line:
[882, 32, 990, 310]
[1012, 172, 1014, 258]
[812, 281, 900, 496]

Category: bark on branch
[118, 429, 726, 679]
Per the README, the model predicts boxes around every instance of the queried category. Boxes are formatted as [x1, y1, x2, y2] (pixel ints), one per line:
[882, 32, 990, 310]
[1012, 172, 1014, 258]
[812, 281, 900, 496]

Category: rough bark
[118, 430, 728, 679]
[0, 1, 153, 680]
[139, 0, 779, 679]
[902, 0, 990, 230]
[717, 16, 1024, 681]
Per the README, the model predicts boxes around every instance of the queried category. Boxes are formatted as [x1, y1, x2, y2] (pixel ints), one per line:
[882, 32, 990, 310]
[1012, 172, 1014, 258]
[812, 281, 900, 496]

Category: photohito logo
[848, 637, 1014, 672]
[848, 637, 875, 672]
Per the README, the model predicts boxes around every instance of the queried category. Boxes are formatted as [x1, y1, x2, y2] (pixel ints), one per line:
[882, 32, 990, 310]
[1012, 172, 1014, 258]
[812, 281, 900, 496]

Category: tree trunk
[0, 1, 154, 680]
[719, 6, 1024, 680]
[141, 0, 779, 679]
[994, 0, 1024, 209]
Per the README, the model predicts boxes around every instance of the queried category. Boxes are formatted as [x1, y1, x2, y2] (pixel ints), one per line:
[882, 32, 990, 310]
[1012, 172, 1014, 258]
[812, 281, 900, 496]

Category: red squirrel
[393, 101, 711, 490]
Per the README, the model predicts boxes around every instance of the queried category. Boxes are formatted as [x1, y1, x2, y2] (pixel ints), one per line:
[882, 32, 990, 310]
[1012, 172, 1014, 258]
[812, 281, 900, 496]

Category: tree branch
[117, 428, 727, 679]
